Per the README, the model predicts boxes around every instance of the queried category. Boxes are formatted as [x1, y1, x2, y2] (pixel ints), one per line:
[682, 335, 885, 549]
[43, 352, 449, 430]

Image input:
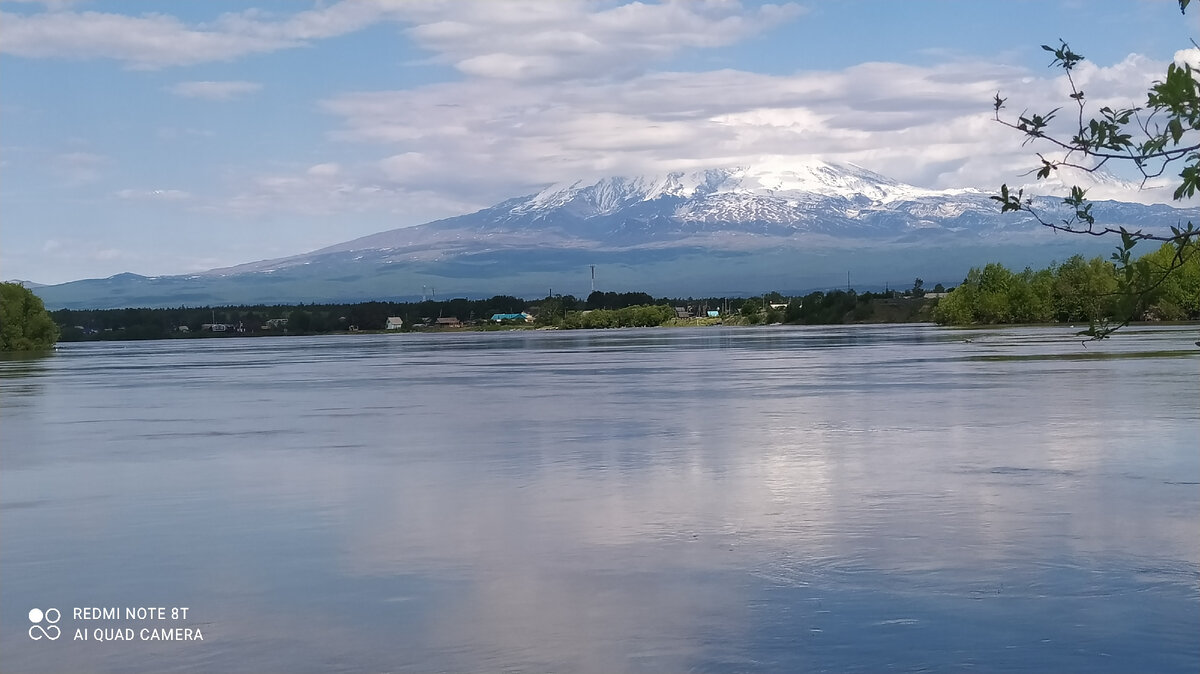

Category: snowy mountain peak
[515, 160, 942, 219]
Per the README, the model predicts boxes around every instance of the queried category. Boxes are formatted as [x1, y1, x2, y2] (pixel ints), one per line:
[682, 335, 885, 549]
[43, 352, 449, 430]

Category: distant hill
[33, 161, 1194, 309]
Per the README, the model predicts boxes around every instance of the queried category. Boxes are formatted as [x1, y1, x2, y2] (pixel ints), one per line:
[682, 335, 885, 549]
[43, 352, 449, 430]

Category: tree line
[44, 287, 942, 342]
[51, 296, 530, 341]
[933, 242, 1200, 327]
[34, 251, 1194, 345]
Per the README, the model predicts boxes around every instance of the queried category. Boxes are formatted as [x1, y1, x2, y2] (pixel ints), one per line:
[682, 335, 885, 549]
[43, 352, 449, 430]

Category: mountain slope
[34, 162, 1197, 309]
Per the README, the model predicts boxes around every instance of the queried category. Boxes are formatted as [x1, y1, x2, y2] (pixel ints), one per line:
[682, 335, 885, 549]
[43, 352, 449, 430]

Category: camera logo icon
[28, 608, 61, 641]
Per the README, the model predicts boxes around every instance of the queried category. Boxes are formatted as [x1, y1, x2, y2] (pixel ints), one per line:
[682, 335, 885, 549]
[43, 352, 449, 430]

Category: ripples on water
[1, 324, 1197, 673]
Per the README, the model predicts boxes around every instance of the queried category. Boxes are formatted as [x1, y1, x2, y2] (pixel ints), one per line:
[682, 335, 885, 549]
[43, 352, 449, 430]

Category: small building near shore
[385, 317, 404, 330]
[491, 313, 532, 323]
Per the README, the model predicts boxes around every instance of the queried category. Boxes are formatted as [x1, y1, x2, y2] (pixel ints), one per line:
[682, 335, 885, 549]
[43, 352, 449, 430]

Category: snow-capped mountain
[221, 161, 1171, 270]
[34, 162, 1197, 309]
[518, 162, 948, 218]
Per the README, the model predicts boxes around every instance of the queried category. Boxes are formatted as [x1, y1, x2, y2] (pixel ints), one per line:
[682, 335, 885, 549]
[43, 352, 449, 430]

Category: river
[2, 324, 1197, 672]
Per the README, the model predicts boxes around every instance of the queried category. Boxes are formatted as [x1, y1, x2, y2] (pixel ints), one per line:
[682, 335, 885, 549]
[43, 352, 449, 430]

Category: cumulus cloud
[167, 80, 262, 100]
[1174, 47, 1200, 68]
[10, 2, 1180, 229]
[402, 0, 807, 81]
[0, 1, 803, 74]
[310, 51, 1184, 207]
[322, 64, 1007, 190]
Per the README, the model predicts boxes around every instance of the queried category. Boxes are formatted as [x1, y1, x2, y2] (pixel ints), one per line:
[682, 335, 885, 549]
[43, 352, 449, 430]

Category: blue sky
[2, 0, 1195, 284]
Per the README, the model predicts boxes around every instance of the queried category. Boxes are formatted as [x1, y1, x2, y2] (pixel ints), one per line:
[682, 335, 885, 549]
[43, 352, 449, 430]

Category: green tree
[992, 3, 1199, 337]
[1010, 266, 1055, 323]
[783, 299, 804, 323]
[931, 285, 975, 325]
[972, 263, 1015, 323]
[1053, 255, 1119, 322]
[287, 309, 312, 332]
[0, 283, 60, 351]
[1138, 239, 1200, 319]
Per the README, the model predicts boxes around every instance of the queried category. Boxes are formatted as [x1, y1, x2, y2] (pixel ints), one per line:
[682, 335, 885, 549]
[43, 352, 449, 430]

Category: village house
[490, 312, 533, 323]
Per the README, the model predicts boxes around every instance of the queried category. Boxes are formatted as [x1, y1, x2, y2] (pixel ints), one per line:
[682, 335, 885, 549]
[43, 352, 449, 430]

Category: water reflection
[0, 351, 54, 397]
[1, 326, 1197, 672]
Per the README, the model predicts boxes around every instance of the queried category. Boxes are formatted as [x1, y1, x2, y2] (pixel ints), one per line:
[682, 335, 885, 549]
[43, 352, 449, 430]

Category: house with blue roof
[491, 312, 533, 323]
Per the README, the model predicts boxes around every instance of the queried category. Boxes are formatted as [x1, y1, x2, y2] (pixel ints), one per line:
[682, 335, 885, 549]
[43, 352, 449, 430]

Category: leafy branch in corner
[990, 3, 1200, 339]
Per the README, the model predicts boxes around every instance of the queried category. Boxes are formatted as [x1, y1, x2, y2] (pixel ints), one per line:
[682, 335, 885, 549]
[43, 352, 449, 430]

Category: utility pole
[590, 265, 595, 294]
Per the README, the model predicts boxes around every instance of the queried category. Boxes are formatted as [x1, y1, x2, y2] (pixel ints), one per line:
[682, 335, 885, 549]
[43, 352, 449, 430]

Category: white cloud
[402, 0, 807, 81]
[0, 1, 804, 75]
[2, 0, 84, 9]
[167, 80, 262, 100]
[0, 10, 285, 68]
[8, 2, 1181, 239]
[1174, 47, 1200, 68]
[115, 188, 192, 201]
[312, 51, 1185, 208]
[220, 162, 481, 220]
[305, 163, 341, 177]
[0, 3, 384, 68]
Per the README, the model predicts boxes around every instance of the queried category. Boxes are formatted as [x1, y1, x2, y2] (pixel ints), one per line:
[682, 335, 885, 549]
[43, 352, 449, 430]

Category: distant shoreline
[47, 318, 1200, 346]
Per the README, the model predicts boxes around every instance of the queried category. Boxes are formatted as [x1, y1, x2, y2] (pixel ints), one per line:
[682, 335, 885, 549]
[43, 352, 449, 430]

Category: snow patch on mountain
[513, 160, 985, 223]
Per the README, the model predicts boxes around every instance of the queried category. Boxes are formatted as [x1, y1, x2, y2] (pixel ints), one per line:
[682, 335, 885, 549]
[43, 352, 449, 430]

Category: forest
[932, 242, 1200, 326]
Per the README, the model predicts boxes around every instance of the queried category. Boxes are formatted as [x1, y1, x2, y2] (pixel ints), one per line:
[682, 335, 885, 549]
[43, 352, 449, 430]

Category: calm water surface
[2, 324, 1197, 673]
